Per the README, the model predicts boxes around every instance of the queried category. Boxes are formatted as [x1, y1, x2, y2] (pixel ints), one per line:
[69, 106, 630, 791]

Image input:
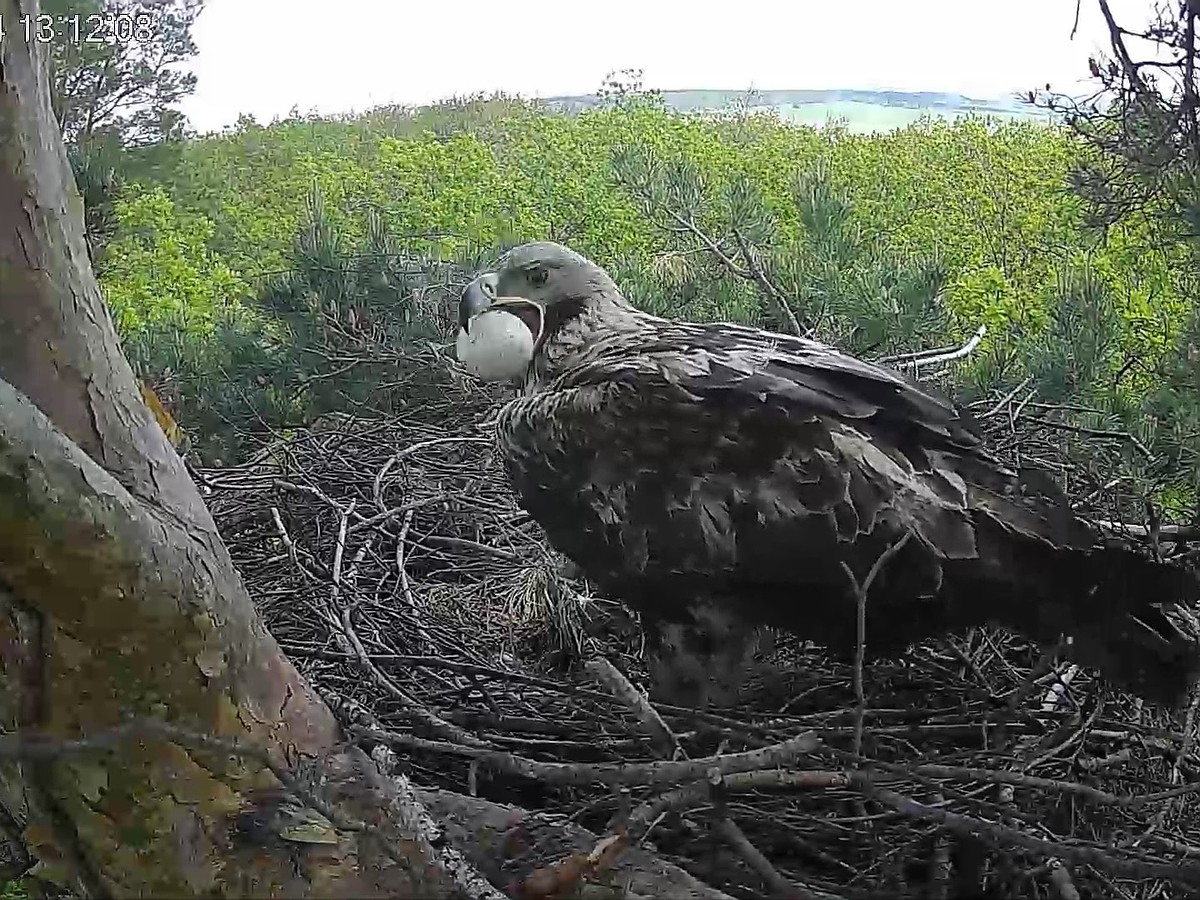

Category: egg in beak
[456, 302, 543, 382]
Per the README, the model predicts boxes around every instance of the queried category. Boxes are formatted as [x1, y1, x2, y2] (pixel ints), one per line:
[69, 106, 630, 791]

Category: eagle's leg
[642, 598, 768, 710]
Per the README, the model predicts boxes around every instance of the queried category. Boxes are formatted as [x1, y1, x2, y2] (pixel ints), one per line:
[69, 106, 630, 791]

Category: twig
[420, 534, 521, 562]
[356, 727, 819, 788]
[882, 325, 987, 369]
[862, 779, 1200, 884]
[713, 815, 815, 899]
[516, 832, 629, 900]
[393, 508, 433, 649]
[1042, 665, 1079, 712]
[337, 607, 488, 748]
[331, 499, 356, 599]
[929, 799, 954, 900]
[1095, 520, 1200, 540]
[626, 769, 853, 840]
[1147, 684, 1200, 835]
[975, 376, 1033, 419]
[840, 532, 913, 757]
[585, 657, 682, 760]
[347, 494, 448, 534]
[372, 436, 492, 511]
[1023, 416, 1152, 459]
[730, 226, 806, 336]
[869, 761, 1132, 807]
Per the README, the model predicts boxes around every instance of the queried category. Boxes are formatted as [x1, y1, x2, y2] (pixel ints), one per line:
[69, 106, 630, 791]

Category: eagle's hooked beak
[458, 274, 545, 344]
[459, 274, 497, 334]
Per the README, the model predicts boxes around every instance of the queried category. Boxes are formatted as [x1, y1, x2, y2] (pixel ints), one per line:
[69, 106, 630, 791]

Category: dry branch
[356, 726, 819, 788]
[586, 657, 681, 760]
[197, 381, 1200, 899]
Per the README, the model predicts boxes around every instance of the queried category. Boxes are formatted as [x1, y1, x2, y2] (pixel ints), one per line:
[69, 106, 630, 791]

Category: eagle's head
[456, 241, 623, 382]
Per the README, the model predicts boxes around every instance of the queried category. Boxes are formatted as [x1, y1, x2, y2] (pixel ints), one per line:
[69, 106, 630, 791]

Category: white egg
[455, 309, 536, 382]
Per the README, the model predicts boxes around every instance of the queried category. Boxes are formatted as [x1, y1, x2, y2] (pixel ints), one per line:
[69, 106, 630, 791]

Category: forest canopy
[84, 93, 1199, 520]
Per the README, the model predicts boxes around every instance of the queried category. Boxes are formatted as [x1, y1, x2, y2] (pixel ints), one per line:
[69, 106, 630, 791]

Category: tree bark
[0, 4, 740, 897]
[0, 1, 489, 896]
[417, 787, 735, 900]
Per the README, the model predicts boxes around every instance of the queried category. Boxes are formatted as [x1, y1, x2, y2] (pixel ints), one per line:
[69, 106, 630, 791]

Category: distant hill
[540, 88, 1055, 133]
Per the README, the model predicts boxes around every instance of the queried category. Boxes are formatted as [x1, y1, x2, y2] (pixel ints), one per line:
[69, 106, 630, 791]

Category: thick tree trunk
[0, 1, 488, 896]
[0, 380, 477, 897]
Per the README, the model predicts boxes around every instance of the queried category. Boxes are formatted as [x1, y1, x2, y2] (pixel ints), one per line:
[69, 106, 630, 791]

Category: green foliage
[618, 146, 955, 355]
[68, 134, 123, 261]
[44, 0, 203, 148]
[1022, 266, 1119, 403]
[49, 0, 205, 282]
[105, 102, 1143, 331]
[596, 69, 666, 112]
[120, 183, 479, 462]
[93, 99, 1200, 515]
[1139, 287, 1200, 501]
[99, 186, 245, 336]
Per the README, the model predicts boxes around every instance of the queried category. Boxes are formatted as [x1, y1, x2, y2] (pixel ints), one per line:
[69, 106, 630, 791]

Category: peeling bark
[0, 377, 431, 895]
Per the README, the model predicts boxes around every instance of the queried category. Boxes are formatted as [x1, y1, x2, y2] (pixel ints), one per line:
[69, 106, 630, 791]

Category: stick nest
[199, 345, 1200, 900]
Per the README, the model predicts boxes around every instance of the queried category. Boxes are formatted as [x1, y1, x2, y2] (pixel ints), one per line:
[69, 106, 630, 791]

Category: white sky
[179, 0, 1152, 134]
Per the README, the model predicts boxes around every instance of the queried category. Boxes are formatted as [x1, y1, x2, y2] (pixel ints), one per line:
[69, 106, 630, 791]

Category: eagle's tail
[1060, 546, 1200, 706]
[957, 541, 1200, 706]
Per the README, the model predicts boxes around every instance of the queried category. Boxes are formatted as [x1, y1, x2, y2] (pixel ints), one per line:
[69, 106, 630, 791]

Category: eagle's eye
[528, 267, 548, 288]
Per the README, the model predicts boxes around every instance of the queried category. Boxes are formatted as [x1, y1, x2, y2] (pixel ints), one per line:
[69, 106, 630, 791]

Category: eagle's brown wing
[498, 322, 1200, 705]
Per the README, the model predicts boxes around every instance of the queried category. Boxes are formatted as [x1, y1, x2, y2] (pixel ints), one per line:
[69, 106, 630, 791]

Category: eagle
[455, 241, 1200, 708]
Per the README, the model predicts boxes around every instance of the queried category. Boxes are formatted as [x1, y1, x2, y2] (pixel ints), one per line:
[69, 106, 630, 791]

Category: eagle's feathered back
[461, 243, 1200, 707]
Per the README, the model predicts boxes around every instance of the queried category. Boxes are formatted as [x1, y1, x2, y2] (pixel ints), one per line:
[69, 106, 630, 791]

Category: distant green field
[546, 89, 1058, 134]
[774, 100, 1053, 132]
